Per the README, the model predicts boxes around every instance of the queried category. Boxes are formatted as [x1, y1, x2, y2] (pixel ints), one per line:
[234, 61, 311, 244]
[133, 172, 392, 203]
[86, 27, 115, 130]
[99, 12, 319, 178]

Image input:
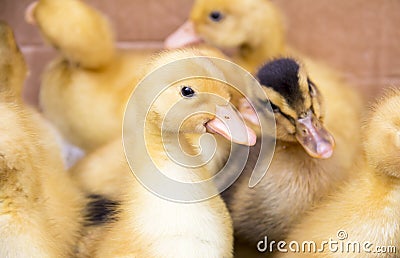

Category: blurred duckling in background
[72, 49, 259, 257]
[165, 0, 285, 73]
[277, 89, 400, 258]
[27, 0, 156, 152]
[223, 58, 362, 250]
[164, 0, 364, 108]
[0, 21, 84, 258]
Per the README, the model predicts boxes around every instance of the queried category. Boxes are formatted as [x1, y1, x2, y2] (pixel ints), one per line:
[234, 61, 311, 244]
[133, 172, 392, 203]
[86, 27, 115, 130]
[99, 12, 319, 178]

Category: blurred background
[1, 0, 399, 106]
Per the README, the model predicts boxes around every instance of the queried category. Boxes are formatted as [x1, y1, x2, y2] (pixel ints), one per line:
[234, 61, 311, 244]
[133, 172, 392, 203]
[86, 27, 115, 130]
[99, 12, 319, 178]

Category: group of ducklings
[0, 0, 399, 257]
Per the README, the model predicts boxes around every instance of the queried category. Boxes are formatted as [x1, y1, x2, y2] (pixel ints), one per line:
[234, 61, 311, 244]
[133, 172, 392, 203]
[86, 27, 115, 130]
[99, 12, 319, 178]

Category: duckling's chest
[257, 143, 342, 200]
[223, 142, 342, 240]
[270, 143, 325, 173]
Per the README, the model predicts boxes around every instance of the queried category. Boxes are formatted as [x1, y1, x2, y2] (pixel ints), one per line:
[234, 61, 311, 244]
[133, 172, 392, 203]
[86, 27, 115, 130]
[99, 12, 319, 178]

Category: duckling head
[146, 76, 256, 146]
[364, 89, 400, 179]
[239, 58, 335, 159]
[165, 0, 285, 58]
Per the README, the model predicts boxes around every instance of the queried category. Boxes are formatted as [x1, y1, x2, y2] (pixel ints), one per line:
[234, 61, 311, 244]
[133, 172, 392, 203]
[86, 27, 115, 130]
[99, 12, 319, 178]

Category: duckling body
[224, 58, 362, 248]
[72, 49, 260, 257]
[0, 22, 84, 257]
[277, 89, 400, 258]
[0, 100, 85, 258]
[30, 0, 156, 151]
[75, 137, 234, 258]
[40, 50, 150, 151]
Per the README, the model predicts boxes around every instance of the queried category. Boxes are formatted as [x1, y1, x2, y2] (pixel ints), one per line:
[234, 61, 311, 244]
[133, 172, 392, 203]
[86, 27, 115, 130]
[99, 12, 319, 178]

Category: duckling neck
[237, 36, 287, 73]
[144, 122, 212, 182]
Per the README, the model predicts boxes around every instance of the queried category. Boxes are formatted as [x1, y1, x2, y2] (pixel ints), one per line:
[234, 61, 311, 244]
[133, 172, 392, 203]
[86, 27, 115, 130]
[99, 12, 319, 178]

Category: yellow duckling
[0, 21, 84, 258]
[28, 0, 156, 152]
[72, 48, 259, 257]
[165, 0, 285, 73]
[276, 88, 400, 258]
[221, 58, 362, 252]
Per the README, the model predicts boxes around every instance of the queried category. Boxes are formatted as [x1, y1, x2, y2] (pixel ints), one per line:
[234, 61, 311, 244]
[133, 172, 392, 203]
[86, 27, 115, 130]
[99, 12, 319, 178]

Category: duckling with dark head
[276, 88, 400, 258]
[256, 58, 335, 159]
[224, 57, 361, 253]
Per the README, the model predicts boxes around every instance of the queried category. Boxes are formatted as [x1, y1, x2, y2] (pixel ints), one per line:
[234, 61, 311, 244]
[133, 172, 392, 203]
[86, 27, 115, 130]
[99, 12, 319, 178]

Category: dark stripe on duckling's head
[257, 58, 304, 107]
[254, 58, 335, 159]
[84, 194, 120, 226]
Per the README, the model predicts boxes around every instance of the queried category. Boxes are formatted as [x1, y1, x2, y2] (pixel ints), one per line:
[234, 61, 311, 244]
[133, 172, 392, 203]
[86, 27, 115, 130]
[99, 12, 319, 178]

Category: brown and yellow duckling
[223, 58, 362, 252]
[277, 88, 400, 258]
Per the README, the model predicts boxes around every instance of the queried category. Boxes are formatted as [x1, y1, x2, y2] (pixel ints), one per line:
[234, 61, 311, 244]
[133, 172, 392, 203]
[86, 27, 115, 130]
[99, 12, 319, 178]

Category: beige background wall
[1, 0, 399, 106]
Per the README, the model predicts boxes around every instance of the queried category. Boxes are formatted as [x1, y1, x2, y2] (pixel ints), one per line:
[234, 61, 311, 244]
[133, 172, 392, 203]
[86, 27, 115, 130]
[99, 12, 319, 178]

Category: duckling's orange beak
[295, 113, 335, 159]
[164, 21, 203, 49]
[206, 105, 256, 146]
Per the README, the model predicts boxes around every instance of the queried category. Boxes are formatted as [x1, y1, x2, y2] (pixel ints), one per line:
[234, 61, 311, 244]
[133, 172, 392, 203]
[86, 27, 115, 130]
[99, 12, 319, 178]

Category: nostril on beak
[300, 127, 309, 136]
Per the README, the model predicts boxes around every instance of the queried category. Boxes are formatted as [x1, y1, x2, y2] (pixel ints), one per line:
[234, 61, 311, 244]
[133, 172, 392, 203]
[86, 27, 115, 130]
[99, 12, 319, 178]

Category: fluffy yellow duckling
[0, 21, 84, 258]
[28, 0, 156, 151]
[276, 88, 400, 258]
[72, 49, 259, 257]
[220, 58, 362, 253]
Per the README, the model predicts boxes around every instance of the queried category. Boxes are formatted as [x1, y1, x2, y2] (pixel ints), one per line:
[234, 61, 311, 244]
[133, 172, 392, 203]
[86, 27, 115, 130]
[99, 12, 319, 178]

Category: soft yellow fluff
[72, 49, 239, 257]
[0, 21, 27, 98]
[31, 0, 156, 151]
[0, 22, 84, 258]
[276, 89, 400, 258]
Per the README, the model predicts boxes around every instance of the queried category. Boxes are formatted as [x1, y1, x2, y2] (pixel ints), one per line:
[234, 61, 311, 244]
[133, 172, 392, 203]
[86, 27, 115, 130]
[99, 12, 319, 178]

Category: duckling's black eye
[181, 86, 195, 98]
[209, 11, 223, 22]
[270, 102, 280, 113]
[307, 79, 317, 96]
